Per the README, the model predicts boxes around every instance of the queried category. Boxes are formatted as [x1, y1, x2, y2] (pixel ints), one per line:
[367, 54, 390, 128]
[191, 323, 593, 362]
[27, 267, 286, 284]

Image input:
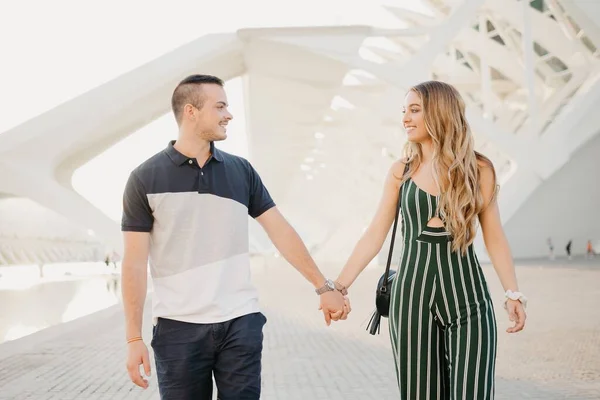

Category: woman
[335, 81, 527, 399]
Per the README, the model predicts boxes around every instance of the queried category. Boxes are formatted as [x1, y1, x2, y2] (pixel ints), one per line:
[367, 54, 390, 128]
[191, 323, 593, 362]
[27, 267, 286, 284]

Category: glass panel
[546, 56, 568, 72]
[468, 52, 480, 66]
[530, 0, 547, 13]
[581, 34, 597, 53]
[491, 34, 506, 46]
[566, 15, 581, 33]
[561, 72, 572, 83]
[533, 41, 549, 57]
[491, 68, 508, 80]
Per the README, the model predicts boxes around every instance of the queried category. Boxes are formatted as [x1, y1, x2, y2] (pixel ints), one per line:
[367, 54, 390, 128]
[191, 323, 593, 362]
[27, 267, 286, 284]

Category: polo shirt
[121, 140, 275, 324]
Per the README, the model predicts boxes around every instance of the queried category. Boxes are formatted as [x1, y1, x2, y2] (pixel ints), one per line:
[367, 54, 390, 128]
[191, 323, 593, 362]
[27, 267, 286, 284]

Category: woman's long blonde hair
[400, 81, 496, 255]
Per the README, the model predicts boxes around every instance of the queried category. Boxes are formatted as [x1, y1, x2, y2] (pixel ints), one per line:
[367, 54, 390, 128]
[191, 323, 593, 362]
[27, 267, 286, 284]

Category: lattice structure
[0, 0, 598, 263]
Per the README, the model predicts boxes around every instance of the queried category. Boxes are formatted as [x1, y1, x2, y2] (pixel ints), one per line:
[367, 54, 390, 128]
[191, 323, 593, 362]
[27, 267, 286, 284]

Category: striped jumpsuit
[389, 177, 497, 400]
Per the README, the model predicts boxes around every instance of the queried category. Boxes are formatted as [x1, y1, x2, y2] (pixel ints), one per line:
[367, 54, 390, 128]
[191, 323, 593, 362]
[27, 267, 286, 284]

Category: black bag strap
[381, 161, 410, 293]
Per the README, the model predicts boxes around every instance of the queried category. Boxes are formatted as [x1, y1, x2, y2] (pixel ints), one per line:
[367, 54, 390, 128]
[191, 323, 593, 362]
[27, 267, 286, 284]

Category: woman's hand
[322, 295, 352, 322]
[505, 299, 526, 333]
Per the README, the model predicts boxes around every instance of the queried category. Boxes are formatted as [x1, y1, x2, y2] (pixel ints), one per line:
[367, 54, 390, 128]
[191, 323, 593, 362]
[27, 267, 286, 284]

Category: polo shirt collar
[210, 141, 224, 163]
[166, 140, 223, 165]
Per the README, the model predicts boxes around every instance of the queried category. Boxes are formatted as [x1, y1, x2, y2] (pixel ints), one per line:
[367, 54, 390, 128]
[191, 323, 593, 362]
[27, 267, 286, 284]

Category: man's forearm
[267, 223, 325, 288]
[121, 263, 148, 339]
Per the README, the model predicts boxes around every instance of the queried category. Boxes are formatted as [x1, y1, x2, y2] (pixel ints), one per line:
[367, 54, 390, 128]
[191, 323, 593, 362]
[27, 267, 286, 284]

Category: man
[121, 74, 350, 399]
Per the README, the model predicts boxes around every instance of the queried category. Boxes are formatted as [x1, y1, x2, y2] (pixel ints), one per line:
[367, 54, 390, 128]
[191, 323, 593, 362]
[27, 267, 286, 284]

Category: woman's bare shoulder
[389, 158, 409, 180]
[476, 155, 495, 182]
[476, 155, 497, 203]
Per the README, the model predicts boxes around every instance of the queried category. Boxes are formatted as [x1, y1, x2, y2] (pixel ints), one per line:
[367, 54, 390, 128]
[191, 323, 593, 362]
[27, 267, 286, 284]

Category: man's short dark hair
[171, 74, 224, 124]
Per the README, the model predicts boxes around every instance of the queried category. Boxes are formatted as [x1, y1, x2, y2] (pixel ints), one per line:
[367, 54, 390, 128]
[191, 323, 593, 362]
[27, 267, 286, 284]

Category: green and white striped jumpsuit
[389, 177, 497, 400]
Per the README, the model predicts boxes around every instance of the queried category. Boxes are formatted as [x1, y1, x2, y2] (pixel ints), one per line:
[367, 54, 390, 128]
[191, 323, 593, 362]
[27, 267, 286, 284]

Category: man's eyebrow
[216, 101, 228, 106]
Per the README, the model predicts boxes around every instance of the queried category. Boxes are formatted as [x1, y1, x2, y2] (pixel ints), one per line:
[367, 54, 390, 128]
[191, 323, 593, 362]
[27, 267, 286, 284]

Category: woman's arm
[336, 160, 406, 289]
[478, 166, 519, 291]
[478, 164, 526, 333]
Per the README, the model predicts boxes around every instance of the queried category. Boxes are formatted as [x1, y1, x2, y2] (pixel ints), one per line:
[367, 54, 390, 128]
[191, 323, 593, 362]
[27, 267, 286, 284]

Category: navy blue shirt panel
[121, 142, 275, 232]
[122, 170, 154, 232]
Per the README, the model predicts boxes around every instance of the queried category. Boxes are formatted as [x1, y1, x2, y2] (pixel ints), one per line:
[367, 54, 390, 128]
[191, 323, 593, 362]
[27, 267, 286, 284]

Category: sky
[0, 0, 430, 221]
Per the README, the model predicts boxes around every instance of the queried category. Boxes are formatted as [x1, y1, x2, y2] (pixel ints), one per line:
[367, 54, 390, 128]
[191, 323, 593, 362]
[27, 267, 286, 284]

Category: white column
[480, 14, 492, 118]
[522, 0, 538, 133]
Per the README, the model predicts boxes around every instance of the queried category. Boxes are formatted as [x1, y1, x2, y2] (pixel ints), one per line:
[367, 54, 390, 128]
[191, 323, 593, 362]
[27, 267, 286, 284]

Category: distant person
[587, 240, 596, 259]
[566, 239, 573, 260]
[547, 237, 555, 260]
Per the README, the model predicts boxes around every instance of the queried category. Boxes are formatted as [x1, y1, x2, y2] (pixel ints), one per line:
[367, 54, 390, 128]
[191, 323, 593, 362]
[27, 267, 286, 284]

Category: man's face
[191, 84, 233, 141]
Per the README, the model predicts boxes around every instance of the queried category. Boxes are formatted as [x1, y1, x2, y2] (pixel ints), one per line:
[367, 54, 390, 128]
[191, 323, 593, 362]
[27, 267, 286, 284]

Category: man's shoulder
[218, 149, 249, 165]
[130, 150, 170, 180]
[219, 150, 256, 176]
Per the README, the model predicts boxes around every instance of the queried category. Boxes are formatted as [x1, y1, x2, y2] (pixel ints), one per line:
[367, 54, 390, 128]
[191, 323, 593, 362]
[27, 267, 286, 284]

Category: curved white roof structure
[1, 0, 599, 264]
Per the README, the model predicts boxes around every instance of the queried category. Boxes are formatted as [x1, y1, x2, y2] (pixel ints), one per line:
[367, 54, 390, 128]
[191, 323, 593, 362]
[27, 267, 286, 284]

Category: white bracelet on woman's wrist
[503, 289, 528, 309]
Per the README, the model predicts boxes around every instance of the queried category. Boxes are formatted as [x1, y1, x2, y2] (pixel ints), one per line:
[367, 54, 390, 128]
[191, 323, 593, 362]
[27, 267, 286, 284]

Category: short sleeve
[247, 163, 275, 218]
[121, 172, 154, 232]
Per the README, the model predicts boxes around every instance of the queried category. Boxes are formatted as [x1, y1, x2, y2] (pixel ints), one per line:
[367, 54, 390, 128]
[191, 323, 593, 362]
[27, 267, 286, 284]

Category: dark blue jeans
[151, 312, 267, 400]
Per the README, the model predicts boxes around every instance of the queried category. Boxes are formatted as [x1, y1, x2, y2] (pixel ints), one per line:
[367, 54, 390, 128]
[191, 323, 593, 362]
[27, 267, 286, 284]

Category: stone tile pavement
[0, 258, 598, 399]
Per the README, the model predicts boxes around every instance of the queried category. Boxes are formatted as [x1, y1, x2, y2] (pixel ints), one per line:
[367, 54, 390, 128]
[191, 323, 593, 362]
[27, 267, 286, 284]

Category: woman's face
[402, 90, 429, 143]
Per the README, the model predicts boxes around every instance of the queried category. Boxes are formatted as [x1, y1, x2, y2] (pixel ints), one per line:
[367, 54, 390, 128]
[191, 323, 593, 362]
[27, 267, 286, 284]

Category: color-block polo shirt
[121, 140, 275, 324]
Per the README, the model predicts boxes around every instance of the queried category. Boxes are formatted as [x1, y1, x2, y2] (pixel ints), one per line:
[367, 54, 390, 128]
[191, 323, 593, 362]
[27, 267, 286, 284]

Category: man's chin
[211, 131, 227, 141]
[200, 130, 227, 142]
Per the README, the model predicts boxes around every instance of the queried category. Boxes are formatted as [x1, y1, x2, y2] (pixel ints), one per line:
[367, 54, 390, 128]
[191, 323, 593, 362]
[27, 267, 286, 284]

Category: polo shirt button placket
[198, 165, 207, 192]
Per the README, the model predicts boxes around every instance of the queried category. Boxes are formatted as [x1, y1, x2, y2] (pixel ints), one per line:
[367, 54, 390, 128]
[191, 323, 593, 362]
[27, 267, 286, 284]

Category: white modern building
[1, 0, 599, 265]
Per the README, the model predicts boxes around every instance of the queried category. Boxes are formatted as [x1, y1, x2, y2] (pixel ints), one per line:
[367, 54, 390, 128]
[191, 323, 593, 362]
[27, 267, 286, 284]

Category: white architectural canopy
[1, 0, 599, 264]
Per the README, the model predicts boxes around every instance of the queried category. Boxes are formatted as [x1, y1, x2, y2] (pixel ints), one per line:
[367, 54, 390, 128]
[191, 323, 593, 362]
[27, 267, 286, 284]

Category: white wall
[504, 130, 600, 259]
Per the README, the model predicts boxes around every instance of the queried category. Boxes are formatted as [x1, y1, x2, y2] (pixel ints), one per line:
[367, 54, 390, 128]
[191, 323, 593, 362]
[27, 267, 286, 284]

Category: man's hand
[319, 290, 347, 326]
[327, 295, 352, 321]
[126, 340, 151, 389]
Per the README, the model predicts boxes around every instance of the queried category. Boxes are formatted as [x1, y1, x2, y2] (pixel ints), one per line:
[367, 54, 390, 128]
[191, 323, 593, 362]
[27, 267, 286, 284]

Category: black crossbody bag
[366, 163, 409, 335]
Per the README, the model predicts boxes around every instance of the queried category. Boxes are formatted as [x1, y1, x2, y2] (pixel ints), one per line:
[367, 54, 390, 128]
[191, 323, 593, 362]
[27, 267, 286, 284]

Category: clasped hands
[318, 285, 352, 326]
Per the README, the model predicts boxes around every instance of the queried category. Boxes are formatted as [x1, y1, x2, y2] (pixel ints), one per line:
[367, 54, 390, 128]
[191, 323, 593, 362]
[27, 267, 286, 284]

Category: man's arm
[122, 231, 152, 388]
[256, 207, 325, 287]
[122, 232, 150, 341]
[120, 169, 154, 388]
[256, 207, 347, 325]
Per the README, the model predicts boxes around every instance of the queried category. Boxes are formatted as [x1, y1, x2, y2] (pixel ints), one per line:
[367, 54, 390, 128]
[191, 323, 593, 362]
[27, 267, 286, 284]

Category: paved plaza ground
[0, 257, 598, 399]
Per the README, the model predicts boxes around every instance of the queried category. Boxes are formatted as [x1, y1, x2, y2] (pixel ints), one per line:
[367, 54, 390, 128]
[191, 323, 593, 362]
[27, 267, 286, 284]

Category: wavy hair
[399, 81, 497, 254]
